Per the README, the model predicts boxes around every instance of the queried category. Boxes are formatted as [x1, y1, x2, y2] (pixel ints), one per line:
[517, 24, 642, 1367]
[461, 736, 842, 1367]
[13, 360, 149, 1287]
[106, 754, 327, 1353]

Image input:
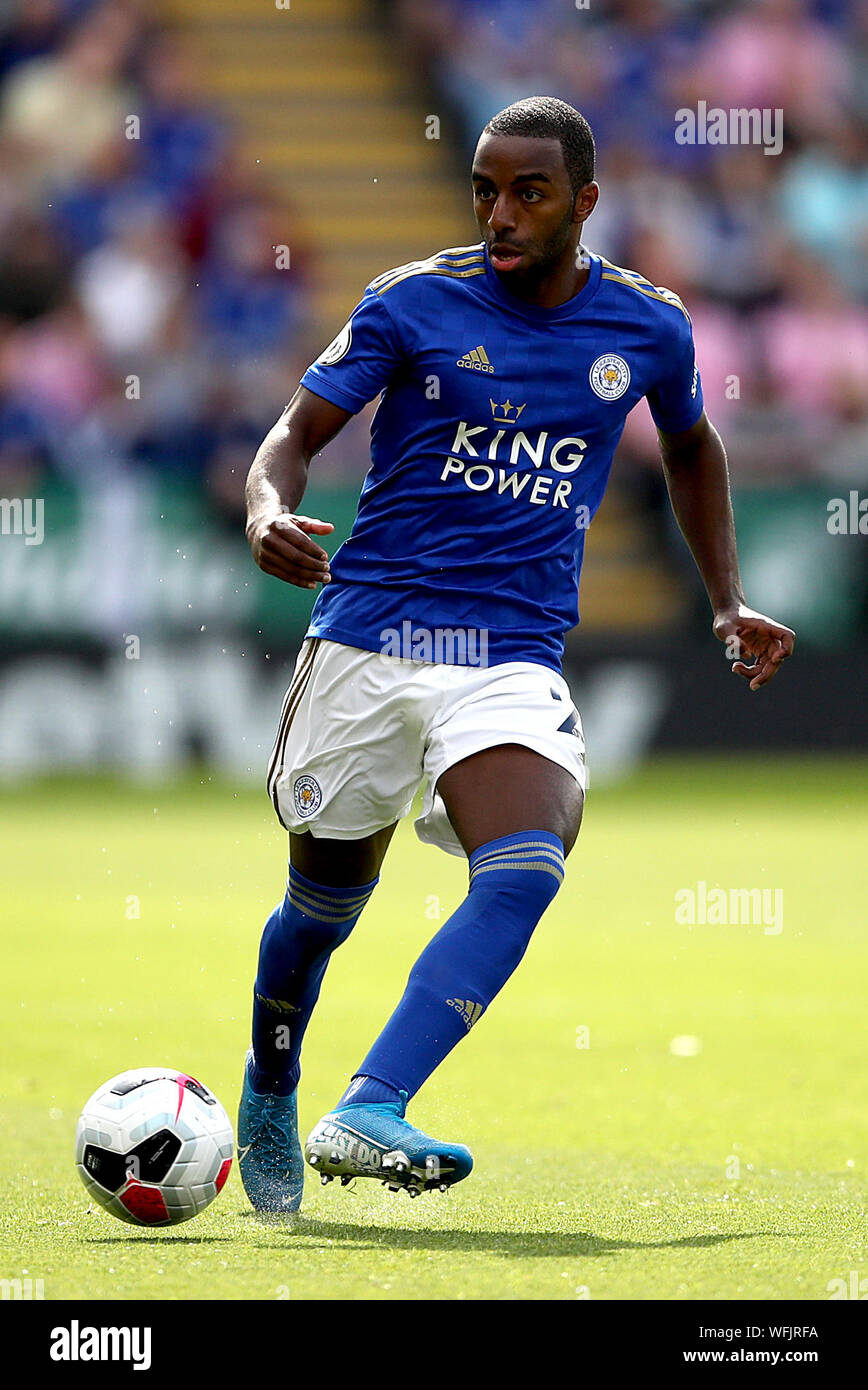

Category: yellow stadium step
[295, 215, 469, 252]
[245, 139, 449, 173]
[164, 0, 461, 322]
[205, 64, 406, 98]
[196, 31, 385, 63]
[219, 105, 425, 143]
[169, 0, 368, 19]
[262, 175, 466, 212]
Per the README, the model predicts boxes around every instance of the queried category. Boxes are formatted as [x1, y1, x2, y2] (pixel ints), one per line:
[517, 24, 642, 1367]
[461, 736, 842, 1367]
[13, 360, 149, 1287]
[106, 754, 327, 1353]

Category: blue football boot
[305, 1091, 473, 1197]
[237, 1050, 304, 1213]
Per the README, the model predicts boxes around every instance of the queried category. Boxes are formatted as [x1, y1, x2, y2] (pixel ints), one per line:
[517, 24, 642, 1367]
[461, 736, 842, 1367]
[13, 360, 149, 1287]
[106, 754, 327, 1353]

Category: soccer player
[237, 97, 795, 1211]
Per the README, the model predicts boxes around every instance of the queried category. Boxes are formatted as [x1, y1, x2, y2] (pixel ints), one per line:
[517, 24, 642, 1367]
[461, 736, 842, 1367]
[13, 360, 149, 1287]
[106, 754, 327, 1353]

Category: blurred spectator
[722, 365, 822, 482]
[0, 0, 66, 82]
[76, 197, 188, 359]
[0, 3, 136, 192]
[694, 0, 851, 138]
[819, 379, 868, 480]
[680, 148, 784, 308]
[197, 197, 309, 360]
[0, 0, 314, 501]
[48, 132, 151, 257]
[0, 206, 68, 319]
[756, 247, 868, 417]
[849, 0, 868, 121]
[398, 0, 564, 149]
[2, 295, 110, 429]
[136, 32, 227, 214]
[777, 119, 868, 295]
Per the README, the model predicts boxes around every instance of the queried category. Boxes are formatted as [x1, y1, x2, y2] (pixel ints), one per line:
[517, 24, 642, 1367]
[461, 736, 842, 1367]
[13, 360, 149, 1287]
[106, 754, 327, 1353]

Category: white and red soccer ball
[75, 1068, 234, 1226]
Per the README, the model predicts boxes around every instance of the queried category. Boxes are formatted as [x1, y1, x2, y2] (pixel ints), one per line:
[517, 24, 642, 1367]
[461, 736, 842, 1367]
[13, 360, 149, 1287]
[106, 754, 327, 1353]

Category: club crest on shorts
[293, 775, 322, 818]
[589, 353, 630, 401]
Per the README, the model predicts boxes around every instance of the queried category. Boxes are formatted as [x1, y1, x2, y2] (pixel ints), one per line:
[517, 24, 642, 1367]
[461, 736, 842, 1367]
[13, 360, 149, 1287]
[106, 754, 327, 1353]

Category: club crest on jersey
[317, 322, 352, 366]
[589, 353, 630, 401]
[293, 775, 322, 817]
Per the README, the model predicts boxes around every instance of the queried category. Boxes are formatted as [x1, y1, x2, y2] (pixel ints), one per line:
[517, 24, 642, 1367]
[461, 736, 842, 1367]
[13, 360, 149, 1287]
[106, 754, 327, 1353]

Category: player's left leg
[434, 742, 583, 856]
[305, 744, 582, 1194]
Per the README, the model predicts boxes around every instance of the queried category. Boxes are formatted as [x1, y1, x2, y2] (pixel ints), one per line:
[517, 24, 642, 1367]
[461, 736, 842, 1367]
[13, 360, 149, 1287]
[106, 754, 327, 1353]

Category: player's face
[471, 134, 585, 279]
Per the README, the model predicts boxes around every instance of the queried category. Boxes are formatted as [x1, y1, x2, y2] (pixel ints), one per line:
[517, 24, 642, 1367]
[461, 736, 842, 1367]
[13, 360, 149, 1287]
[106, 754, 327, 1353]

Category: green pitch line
[0, 758, 865, 1300]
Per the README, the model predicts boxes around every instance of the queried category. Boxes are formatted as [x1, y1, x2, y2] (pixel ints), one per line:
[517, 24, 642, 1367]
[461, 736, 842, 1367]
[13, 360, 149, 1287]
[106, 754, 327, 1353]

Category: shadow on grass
[251, 1216, 769, 1259]
[85, 1215, 775, 1260]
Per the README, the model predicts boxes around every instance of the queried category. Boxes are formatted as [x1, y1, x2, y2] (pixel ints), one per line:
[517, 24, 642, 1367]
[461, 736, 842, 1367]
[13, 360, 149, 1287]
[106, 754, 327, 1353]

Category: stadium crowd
[0, 0, 865, 525]
[0, 0, 315, 515]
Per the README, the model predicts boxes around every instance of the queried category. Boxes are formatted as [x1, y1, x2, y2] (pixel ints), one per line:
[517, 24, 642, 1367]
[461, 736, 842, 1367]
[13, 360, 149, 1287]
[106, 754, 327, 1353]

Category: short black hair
[483, 97, 595, 197]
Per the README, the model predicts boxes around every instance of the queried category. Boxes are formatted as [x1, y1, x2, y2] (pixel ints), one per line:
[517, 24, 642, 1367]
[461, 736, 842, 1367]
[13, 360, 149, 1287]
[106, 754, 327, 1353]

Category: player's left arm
[657, 411, 795, 691]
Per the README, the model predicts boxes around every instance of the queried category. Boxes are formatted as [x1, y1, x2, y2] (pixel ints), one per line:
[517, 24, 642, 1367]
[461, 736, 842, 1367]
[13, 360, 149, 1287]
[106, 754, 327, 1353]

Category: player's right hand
[246, 513, 334, 590]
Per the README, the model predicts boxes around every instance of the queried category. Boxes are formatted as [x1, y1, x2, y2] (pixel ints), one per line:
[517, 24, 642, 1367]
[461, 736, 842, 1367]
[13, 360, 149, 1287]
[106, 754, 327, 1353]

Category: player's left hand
[712, 604, 795, 691]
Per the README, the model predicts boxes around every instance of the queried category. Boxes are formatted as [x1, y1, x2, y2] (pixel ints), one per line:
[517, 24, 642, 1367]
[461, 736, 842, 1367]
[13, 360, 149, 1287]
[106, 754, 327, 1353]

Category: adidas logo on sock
[255, 992, 300, 1014]
[341, 1077, 367, 1103]
[446, 997, 484, 1030]
[456, 345, 494, 374]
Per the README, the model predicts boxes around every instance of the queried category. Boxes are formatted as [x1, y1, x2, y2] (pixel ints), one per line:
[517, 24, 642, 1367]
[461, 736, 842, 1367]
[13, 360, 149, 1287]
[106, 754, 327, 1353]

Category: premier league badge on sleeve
[317, 321, 352, 365]
[589, 353, 630, 401]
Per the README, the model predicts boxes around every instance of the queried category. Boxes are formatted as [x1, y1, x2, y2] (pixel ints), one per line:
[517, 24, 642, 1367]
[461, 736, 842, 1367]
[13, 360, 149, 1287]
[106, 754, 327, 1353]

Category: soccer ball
[74, 1067, 234, 1226]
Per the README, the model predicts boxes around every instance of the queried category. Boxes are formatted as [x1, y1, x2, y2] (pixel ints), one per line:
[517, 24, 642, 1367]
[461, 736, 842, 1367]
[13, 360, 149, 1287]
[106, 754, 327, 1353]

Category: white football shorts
[267, 637, 586, 859]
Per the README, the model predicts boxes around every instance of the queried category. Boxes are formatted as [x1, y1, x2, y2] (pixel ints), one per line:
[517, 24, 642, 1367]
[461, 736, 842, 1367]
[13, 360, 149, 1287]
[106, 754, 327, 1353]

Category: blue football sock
[339, 831, 565, 1106]
[337, 1075, 402, 1109]
[250, 863, 378, 1096]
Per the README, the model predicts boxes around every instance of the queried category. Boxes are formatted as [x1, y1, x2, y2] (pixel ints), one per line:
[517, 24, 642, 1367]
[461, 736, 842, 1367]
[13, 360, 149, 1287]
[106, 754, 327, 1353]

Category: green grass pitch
[1, 758, 866, 1301]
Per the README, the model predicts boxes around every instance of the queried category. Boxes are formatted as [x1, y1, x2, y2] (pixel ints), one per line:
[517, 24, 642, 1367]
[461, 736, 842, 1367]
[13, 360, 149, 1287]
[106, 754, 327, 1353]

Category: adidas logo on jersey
[446, 997, 484, 1030]
[457, 345, 494, 374]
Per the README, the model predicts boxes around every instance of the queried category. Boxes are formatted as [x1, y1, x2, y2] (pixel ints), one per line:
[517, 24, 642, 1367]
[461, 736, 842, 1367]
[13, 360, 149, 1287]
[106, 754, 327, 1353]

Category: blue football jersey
[300, 243, 703, 674]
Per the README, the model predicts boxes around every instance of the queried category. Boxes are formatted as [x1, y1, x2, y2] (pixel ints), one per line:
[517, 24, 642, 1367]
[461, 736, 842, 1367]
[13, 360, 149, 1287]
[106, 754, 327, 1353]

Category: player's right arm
[244, 386, 352, 590]
[246, 282, 405, 588]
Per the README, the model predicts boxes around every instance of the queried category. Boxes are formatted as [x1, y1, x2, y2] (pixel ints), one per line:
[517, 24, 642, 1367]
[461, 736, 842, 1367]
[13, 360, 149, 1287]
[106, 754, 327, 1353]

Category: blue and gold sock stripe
[286, 866, 377, 925]
[469, 836, 565, 888]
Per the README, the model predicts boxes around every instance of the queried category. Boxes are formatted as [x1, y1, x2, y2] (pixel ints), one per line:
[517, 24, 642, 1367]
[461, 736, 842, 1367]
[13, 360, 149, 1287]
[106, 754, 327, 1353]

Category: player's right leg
[239, 638, 427, 1214]
[238, 825, 395, 1214]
